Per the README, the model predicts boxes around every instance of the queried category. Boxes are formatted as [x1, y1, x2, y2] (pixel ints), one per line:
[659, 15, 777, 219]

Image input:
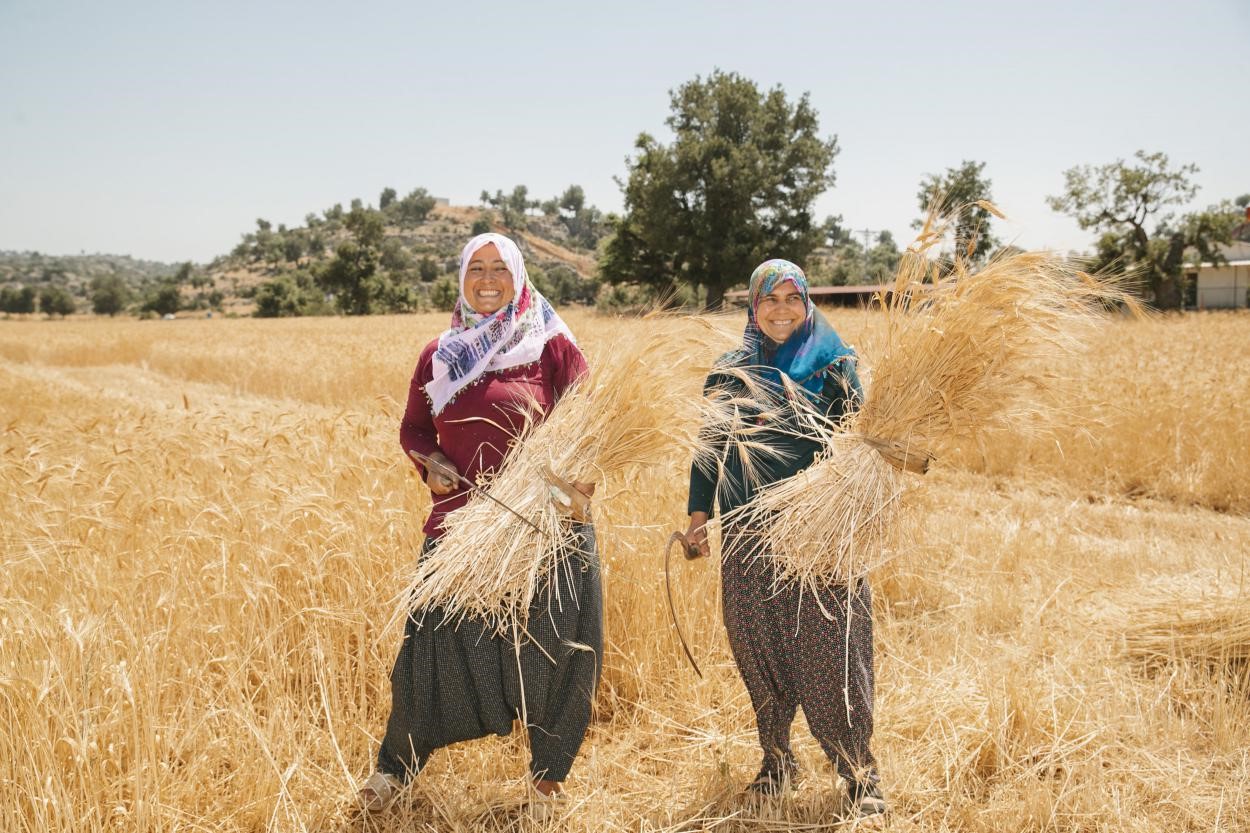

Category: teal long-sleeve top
[687, 351, 863, 520]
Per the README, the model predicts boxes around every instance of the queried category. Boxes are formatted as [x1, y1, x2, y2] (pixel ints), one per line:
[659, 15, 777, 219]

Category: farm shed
[1186, 211, 1250, 310]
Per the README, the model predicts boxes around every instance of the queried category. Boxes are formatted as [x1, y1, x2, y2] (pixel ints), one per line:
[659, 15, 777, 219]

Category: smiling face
[462, 243, 516, 315]
[754, 281, 807, 343]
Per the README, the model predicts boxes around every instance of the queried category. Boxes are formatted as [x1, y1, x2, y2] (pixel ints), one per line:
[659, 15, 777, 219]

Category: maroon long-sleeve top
[400, 333, 588, 539]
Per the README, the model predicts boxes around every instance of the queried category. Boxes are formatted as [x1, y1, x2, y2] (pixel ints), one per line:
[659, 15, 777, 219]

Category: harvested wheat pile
[1125, 595, 1250, 675]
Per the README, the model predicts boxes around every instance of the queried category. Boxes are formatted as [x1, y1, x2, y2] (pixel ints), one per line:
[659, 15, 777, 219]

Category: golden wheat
[0, 308, 1247, 833]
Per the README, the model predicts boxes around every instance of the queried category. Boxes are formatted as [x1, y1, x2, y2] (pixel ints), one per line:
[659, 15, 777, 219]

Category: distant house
[1186, 208, 1250, 310]
[725, 284, 889, 308]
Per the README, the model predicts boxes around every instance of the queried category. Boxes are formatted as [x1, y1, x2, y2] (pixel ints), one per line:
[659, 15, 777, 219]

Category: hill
[0, 188, 607, 318]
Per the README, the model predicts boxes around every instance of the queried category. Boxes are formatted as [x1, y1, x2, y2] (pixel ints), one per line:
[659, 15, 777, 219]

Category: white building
[1187, 210, 1250, 310]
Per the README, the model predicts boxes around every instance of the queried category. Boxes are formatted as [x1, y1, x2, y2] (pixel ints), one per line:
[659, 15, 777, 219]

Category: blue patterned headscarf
[743, 259, 854, 396]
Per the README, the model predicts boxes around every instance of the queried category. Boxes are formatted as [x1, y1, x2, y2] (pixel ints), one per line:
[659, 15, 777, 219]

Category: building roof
[1188, 240, 1250, 269]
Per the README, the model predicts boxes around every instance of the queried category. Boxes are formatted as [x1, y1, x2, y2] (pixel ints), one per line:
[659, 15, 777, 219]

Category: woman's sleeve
[399, 342, 443, 476]
[687, 372, 725, 518]
[822, 355, 864, 422]
[545, 334, 590, 401]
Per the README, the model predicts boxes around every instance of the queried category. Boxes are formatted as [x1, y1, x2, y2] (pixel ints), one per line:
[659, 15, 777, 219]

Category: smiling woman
[361, 232, 601, 816]
[461, 243, 516, 315]
[684, 258, 888, 823]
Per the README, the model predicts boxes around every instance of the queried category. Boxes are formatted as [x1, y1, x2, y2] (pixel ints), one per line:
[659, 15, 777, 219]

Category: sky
[1, 0, 1247, 264]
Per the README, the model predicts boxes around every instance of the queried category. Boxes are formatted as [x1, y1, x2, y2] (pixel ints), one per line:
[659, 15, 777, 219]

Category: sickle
[665, 531, 704, 679]
[407, 449, 548, 536]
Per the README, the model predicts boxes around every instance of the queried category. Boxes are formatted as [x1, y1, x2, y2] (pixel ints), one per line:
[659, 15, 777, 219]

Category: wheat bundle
[1124, 595, 1250, 675]
[393, 322, 707, 634]
[725, 207, 1136, 589]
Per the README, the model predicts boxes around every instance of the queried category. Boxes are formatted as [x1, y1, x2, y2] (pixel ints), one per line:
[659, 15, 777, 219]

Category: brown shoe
[358, 771, 402, 813]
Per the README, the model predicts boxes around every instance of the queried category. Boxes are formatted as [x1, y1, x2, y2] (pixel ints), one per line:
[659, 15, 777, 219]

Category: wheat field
[2, 309, 1248, 833]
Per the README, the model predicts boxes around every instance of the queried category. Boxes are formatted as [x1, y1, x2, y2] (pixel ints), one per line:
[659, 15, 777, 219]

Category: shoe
[847, 780, 887, 820]
[527, 780, 567, 821]
[746, 757, 799, 796]
[358, 771, 402, 813]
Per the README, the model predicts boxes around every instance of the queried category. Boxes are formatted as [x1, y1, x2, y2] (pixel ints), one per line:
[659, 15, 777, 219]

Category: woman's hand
[685, 512, 711, 559]
[423, 452, 460, 495]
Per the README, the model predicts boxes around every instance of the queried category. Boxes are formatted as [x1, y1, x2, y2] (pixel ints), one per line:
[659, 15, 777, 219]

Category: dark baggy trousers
[721, 528, 878, 788]
[377, 523, 602, 782]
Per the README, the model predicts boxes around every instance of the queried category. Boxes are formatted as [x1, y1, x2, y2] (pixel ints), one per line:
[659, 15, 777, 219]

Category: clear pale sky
[2, 0, 1247, 264]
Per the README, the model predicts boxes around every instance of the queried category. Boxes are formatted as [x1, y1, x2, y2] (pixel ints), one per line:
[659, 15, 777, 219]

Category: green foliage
[417, 255, 439, 282]
[471, 213, 494, 236]
[555, 184, 606, 249]
[141, 281, 182, 317]
[1048, 151, 1241, 309]
[1235, 194, 1249, 209]
[324, 203, 344, 222]
[380, 239, 414, 277]
[430, 276, 459, 312]
[813, 221, 901, 286]
[318, 241, 379, 315]
[600, 70, 838, 309]
[481, 186, 538, 232]
[593, 282, 672, 314]
[531, 264, 599, 306]
[0, 285, 37, 314]
[915, 160, 999, 263]
[379, 187, 397, 210]
[393, 188, 437, 226]
[253, 270, 330, 317]
[344, 206, 385, 248]
[89, 274, 131, 315]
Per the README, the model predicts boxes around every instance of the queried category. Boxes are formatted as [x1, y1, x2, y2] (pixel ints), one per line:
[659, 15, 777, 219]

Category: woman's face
[755, 282, 806, 343]
[462, 243, 516, 315]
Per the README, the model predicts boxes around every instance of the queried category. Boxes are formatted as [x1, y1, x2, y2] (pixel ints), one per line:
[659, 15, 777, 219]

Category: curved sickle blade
[665, 532, 703, 679]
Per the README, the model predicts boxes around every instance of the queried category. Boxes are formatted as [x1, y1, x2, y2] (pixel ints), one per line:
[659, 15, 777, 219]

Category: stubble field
[1, 309, 1248, 832]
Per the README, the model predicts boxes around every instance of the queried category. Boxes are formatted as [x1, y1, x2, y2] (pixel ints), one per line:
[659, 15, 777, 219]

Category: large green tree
[1047, 151, 1242, 309]
[915, 160, 999, 263]
[600, 70, 839, 309]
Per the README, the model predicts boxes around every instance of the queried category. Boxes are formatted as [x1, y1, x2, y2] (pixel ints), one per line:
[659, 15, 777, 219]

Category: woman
[684, 259, 887, 822]
[362, 233, 601, 813]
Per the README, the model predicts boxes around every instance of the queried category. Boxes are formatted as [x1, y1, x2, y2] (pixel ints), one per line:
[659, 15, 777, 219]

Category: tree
[379, 187, 397, 210]
[471, 213, 494, 236]
[417, 255, 439, 282]
[811, 218, 900, 286]
[555, 184, 606, 249]
[317, 206, 387, 314]
[255, 275, 312, 317]
[915, 160, 999, 263]
[394, 188, 437, 225]
[90, 274, 131, 316]
[1, 285, 37, 314]
[1048, 151, 1242, 309]
[142, 281, 182, 316]
[39, 285, 76, 317]
[430, 276, 459, 311]
[600, 70, 839, 309]
[482, 186, 538, 232]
